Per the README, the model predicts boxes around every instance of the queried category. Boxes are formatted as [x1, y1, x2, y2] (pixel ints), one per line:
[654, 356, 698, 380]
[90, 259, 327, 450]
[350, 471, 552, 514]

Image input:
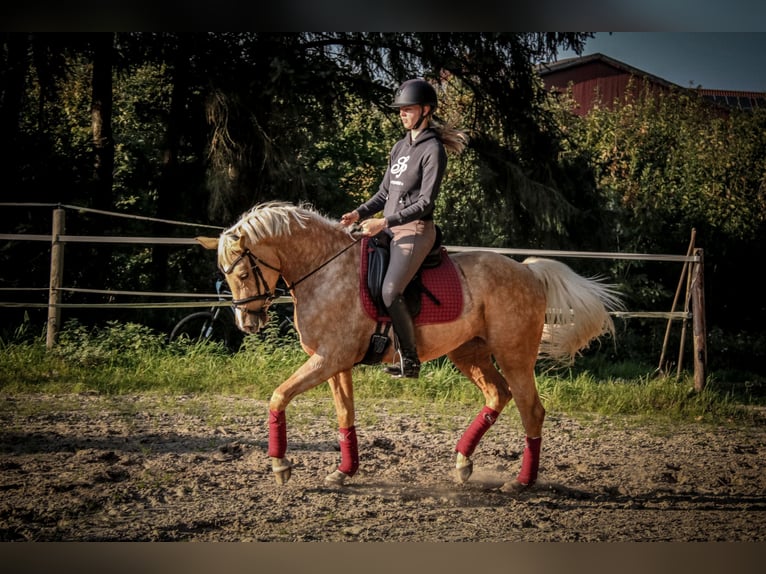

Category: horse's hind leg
[447, 339, 513, 483]
[325, 369, 358, 486]
[493, 358, 545, 489]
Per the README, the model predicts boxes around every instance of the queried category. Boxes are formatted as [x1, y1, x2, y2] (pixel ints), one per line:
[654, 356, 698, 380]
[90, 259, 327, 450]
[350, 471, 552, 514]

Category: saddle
[359, 226, 457, 365]
[365, 226, 443, 318]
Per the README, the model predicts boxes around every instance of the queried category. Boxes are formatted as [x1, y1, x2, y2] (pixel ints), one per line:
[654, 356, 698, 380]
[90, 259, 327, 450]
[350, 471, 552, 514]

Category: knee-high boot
[384, 295, 420, 378]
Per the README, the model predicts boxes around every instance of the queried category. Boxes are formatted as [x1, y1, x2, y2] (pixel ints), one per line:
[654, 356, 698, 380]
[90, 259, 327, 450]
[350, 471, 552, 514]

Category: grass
[0, 320, 763, 428]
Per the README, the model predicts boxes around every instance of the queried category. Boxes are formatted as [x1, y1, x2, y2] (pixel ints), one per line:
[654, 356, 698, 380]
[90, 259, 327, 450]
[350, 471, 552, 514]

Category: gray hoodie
[356, 128, 447, 227]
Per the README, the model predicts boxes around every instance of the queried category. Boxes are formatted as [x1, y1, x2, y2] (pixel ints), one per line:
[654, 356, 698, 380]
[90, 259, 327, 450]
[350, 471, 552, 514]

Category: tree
[556, 79, 766, 371]
[202, 32, 594, 234]
[0, 33, 28, 193]
[90, 33, 114, 212]
[562, 82, 766, 252]
[2, 32, 600, 334]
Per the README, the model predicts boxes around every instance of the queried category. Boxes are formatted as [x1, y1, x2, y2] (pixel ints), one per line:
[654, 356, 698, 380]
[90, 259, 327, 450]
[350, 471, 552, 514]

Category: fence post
[659, 228, 695, 374]
[46, 208, 65, 349]
[691, 248, 707, 391]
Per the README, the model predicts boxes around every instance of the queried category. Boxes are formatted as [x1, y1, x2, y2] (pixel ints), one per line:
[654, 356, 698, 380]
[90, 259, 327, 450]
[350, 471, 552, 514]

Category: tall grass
[0, 320, 763, 427]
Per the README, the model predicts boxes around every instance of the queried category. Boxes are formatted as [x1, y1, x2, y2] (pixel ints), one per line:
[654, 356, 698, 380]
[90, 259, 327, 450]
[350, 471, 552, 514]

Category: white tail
[523, 257, 624, 362]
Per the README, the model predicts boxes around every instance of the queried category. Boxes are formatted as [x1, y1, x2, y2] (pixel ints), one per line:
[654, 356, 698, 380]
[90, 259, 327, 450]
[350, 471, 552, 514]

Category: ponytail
[432, 122, 469, 155]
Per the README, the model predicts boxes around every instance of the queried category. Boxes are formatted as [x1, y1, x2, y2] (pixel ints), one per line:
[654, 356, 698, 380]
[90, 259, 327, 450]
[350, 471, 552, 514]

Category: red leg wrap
[455, 406, 499, 457]
[517, 436, 542, 485]
[268, 409, 287, 458]
[338, 426, 359, 476]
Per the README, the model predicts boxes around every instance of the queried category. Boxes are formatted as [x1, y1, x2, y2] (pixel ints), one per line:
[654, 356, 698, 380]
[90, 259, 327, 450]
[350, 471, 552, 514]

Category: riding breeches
[381, 219, 436, 308]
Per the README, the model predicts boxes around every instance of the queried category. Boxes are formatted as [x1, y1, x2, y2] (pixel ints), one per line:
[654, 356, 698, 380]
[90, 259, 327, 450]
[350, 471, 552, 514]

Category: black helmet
[391, 78, 438, 109]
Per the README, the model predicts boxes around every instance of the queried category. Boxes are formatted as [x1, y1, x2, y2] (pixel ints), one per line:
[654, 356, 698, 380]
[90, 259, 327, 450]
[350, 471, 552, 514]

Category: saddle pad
[359, 237, 463, 325]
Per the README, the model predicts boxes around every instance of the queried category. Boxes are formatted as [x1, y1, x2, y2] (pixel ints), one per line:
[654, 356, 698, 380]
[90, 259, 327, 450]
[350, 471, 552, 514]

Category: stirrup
[383, 355, 420, 379]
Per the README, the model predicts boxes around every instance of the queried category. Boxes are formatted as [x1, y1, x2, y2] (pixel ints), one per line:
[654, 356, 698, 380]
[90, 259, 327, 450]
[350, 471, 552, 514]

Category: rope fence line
[0, 238, 700, 311]
[54, 287, 220, 298]
[1, 203, 700, 313]
[611, 311, 692, 320]
[0, 301, 686, 319]
[0, 235, 700, 311]
[0, 234, 201, 245]
[447, 246, 700, 263]
[0, 297, 294, 310]
[1, 287, 218, 297]
[0, 202, 224, 231]
[2, 233, 701, 262]
[0, 203, 226, 311]
[1, 301, 230, 309]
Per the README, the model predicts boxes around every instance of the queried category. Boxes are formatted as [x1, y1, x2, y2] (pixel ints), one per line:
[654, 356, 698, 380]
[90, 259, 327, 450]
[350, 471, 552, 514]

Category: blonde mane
[218, 201, 337, 269]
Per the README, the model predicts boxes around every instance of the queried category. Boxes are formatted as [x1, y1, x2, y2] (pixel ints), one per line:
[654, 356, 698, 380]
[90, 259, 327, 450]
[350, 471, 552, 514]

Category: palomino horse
[198, 201, 622, 489]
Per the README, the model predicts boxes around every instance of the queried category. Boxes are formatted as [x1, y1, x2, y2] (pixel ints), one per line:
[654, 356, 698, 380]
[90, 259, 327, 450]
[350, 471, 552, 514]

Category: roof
[695, 89, 764, 110]
[538, 52, 766, 113]
[538, 52, 680, 91]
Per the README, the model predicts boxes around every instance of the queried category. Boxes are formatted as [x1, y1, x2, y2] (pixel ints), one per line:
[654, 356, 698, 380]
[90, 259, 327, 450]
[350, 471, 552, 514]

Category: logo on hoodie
[390, 155, 410, 179]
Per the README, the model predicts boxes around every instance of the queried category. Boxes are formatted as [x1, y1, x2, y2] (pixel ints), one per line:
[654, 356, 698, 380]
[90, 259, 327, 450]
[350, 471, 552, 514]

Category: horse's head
[197, 233, 282, 334]
[198, 201, 348, 335]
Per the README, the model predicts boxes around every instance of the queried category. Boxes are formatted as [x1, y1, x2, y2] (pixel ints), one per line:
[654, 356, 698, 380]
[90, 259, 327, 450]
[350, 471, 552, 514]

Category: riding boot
[383, 295, 421, 378]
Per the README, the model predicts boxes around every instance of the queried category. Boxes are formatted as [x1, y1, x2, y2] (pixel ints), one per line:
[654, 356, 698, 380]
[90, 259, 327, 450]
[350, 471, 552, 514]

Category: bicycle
[169, 273, 295, 352]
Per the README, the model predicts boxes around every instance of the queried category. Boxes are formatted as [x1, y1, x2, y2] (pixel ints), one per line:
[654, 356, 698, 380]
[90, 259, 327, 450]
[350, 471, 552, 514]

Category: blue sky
[557, 33, 766, 93]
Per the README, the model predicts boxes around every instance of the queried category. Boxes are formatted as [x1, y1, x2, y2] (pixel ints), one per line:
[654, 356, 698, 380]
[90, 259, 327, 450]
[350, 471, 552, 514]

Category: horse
[197, 201, 623, 489]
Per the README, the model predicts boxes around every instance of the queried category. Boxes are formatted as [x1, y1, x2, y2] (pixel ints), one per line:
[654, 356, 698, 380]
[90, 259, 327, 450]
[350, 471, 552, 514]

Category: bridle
[221, 235, 362, 314]
[221, 250, 280, 309]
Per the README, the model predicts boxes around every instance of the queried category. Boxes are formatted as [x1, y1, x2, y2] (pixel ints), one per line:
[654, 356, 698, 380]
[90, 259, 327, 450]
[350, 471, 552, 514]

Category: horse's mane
[219, 201, 339, 267]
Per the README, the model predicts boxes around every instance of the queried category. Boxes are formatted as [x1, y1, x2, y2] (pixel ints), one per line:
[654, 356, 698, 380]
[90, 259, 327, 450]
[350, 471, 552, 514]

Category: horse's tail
[522, 257, 624, 363]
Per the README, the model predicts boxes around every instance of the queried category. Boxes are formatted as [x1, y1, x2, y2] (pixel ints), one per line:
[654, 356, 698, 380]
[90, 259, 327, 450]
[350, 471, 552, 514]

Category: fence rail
[0, 233, 702, 261]
[0, 204, 707, 389]
[0, 234, 200, 245]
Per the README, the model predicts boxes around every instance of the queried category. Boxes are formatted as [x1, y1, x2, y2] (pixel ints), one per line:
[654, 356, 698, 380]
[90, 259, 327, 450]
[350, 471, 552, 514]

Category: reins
[223, 233, 362, 308]
[287, 235, 362, 291]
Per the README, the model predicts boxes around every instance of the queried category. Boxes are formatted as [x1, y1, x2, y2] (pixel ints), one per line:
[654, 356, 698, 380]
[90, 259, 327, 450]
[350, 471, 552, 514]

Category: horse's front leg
[324, 369, 358, 486]
[267, 353, 337, 485]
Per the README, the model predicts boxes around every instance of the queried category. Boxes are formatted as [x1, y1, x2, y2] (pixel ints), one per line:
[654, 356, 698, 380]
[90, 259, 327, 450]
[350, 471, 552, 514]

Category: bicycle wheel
[169, 311, 234, 350]
[274, 303, 296, 339]
[277, 317, 297, 340]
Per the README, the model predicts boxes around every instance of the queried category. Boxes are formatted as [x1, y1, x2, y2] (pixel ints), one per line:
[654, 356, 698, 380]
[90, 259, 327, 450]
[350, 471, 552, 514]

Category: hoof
[324, 469, 350, 486]
[454, 452, 473, 483]
[271, 457, 293, 485]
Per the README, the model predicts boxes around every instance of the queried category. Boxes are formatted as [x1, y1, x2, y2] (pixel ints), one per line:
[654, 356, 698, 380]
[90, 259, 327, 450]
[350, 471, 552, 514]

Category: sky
[557, 33, 766, 93]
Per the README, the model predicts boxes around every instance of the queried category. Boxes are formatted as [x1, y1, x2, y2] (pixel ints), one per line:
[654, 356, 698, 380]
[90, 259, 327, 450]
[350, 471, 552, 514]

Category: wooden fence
[0, 205, 707, 390]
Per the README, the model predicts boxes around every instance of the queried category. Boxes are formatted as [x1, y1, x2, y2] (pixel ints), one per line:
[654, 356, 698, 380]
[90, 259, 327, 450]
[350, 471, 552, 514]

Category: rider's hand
[360, 218, 387, 237]
[340, 211, 359, 226]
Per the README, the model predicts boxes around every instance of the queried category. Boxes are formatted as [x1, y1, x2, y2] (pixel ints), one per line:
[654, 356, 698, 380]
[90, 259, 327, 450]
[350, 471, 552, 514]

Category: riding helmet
[391, 78, 438, 109]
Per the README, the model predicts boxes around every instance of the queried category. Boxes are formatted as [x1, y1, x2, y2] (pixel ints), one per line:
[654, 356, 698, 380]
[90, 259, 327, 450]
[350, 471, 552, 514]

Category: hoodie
[355, 127, 447, 227]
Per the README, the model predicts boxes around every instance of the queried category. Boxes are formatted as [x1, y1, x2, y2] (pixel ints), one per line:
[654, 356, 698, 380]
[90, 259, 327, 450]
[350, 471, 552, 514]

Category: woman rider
[341, 78, 467, 378]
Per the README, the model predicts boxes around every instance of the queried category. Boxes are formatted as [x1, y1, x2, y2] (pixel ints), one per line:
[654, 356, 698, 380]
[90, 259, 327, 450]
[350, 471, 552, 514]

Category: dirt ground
[1, 392, 765, 542]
